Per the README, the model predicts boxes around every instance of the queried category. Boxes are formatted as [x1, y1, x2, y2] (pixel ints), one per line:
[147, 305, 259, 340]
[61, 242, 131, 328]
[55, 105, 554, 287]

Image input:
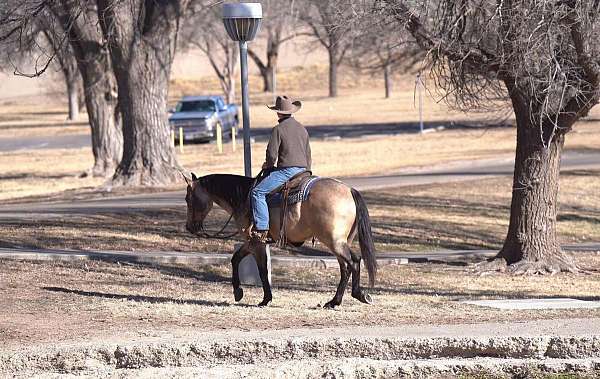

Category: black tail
[351, 188, 377, 287]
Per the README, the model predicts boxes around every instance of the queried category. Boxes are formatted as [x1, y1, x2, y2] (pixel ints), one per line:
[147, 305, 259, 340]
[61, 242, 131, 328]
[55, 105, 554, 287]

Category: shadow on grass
[0, 173, 76, 181]
[43, 286, 233, 307]
[366, 275, 600, 301]
[2, 173, 599, 256]
[249, 120, 513, 141]
[126, 261, 231, 283]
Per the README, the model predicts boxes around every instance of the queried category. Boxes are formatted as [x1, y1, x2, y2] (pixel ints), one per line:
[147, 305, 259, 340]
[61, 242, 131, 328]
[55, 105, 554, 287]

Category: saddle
[265, 170, 317, 207]
[258, 170, 321, 246]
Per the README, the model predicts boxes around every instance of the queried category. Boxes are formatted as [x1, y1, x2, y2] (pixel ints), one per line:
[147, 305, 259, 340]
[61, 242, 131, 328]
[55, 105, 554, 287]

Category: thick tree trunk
[383, 64, 392, 98]
[82, 68, 122, 177]
[98, 0, 184, 186]
[328, 48, 338, 98]
[52, 0, 123, 177]
[495, 87, 577, 274]
[110, 47, 179, 185]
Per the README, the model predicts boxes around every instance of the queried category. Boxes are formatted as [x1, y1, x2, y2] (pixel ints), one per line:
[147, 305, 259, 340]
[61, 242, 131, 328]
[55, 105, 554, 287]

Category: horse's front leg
[252, 242, 273, 306]
[231, 244, 250, 302]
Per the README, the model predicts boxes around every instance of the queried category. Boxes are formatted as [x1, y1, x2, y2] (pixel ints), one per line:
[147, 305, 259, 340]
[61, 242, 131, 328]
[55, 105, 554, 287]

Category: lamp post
[222, 3, 262, 177]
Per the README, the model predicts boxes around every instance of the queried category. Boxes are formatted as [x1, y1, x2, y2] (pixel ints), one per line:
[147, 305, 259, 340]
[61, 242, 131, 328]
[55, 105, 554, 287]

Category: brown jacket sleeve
[265, 126, 280, 168]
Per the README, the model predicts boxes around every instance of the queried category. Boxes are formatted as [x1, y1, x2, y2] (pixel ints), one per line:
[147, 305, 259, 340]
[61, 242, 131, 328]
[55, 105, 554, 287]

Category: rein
[195, 212, 238, 239]
[191, 172, 264, 240]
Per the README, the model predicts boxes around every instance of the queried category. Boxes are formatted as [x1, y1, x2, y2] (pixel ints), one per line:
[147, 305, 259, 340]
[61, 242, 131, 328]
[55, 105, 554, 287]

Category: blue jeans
[251, 166, 305, 230]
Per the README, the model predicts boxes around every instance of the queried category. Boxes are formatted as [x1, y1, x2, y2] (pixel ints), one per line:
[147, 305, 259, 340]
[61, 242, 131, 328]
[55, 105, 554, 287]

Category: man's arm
[265, 127, 280, 168]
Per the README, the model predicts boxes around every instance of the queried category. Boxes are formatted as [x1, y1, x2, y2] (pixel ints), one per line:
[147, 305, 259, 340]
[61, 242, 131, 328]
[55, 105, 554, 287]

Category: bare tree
[97, 0, 190, 185]
[387, 0, 600, 273]
[1, 0, 123, 177]
[50, 0, 123, 177]
[181, 4, 238, 104]
[0, 3, 81, 120]
[247, 0, 300, 93]
[300, 0, 358, 97]
[40, 27, 81, 121]
[348, 5, 423, 98]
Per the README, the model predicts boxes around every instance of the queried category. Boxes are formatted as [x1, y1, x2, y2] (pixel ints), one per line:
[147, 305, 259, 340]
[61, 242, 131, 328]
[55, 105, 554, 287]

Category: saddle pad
[267, 176, 321, 208]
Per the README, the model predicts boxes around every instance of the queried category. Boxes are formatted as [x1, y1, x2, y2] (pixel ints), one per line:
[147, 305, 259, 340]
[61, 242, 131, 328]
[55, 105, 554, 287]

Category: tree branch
[386, 0, 500, 72]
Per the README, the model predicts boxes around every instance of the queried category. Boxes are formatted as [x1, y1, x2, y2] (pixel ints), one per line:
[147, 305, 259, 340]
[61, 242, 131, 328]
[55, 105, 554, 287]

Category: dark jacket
[265, 116, 311, 169]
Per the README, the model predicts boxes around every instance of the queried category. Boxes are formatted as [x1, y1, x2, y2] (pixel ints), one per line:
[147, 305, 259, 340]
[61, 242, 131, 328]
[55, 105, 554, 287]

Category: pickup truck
[169, 95, 238, 142]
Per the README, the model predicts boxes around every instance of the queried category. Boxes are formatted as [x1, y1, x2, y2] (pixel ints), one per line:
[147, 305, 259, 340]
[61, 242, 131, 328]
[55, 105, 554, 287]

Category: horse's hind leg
[231, 244, 251, 302]
[253, 242, 273, 307]
[323, 256, 350, 309]
[349, 248, 372, 304]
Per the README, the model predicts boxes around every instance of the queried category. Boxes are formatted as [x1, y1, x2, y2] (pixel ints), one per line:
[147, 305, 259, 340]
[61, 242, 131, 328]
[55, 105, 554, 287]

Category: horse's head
[184, 172, 213, 234]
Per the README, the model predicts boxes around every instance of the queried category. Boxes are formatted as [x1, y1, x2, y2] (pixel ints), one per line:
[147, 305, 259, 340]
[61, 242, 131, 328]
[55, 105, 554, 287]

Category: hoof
[258, 298, 272, 307]
[323, 300, 340, 309]
[353, 291, 372, 305]
[233, 287, 244, 302]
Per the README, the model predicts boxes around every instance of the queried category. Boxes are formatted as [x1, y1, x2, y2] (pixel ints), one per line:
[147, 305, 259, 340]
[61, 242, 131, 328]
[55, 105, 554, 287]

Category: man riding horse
[184, 95, 376, 307]
[250, 95, 311, 243]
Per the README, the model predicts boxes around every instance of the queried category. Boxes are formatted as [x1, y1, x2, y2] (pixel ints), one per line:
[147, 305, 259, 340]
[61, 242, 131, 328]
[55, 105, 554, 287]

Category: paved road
[0, 150, 598, 220]
[0, 121, 487, 152]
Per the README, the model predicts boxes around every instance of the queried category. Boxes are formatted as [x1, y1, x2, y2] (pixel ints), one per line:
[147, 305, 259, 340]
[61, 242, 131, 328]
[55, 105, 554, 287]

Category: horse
[184, 172, 377, 308]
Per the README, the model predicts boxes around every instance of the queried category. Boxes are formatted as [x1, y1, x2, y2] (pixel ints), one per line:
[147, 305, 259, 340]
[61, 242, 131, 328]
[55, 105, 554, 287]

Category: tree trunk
[52, 0, 123, 178]
[98, 0, 184, 186]
[66, 76, 79, 121]
[328, 47, 338, 98]
[383, 63, 392, 98]
[110, 46, 179, 185]
[226, 70, 235, 104]
[60, 53, 80, 121]
[81, 66, 122, 177]
[248, 32, 279, 93]
[495, 86, 577, 274]
[77, 83, 86, 113]
[264, 61, 274, 93]
[264, 35, 279, 93]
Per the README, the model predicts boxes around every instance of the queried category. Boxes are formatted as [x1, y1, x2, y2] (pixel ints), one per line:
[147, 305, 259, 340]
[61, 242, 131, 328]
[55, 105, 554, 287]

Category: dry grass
[0, 148, 104, 201]
[1, 66, 600, 201]
[1, 171, 599, 254]
[1, 107, 599, 201]
[1, 255, 599, 349]
[366, 169, 600, 252]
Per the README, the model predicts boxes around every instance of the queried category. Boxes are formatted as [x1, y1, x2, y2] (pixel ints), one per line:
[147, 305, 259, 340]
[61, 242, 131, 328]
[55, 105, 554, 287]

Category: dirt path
[1, 256, 600, 350]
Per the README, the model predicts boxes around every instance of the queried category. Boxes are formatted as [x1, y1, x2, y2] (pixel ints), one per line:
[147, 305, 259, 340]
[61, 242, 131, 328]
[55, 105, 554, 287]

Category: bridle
[194, 212, 237, 239]
[188, 184, 238, 240]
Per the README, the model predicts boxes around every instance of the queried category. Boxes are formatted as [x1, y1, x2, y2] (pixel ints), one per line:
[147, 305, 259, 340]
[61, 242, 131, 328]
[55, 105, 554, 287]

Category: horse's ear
[191, 172, 198, 181]
[180, 171, 191, 186]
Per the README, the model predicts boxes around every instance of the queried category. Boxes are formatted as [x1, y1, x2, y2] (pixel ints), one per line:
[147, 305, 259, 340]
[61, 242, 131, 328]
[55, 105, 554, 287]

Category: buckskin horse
[184, 172, 377, 308]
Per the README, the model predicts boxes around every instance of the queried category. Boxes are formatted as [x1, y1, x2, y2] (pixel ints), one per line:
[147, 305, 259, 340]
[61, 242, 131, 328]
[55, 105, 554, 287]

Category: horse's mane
[198, 174, 254, 210]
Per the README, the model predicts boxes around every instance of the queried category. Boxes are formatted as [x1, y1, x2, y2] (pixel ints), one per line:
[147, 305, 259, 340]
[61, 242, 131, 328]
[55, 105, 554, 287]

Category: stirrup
[250, 230, 269, 243]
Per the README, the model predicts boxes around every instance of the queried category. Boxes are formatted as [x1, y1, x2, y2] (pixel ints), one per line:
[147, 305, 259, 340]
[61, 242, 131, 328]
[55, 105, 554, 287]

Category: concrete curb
[50, 358, 600, 379]
[0, 248, 409, 268]
[2, 329, 600, 376]
[1, 243, 598, 268]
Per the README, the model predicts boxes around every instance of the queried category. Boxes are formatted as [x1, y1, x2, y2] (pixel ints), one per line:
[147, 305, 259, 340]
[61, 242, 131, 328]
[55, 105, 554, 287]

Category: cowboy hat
[267, 95, 302, 114]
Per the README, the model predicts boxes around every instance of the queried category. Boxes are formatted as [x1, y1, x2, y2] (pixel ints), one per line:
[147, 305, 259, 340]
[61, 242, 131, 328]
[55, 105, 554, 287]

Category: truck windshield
[176, 100, 216, 112]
